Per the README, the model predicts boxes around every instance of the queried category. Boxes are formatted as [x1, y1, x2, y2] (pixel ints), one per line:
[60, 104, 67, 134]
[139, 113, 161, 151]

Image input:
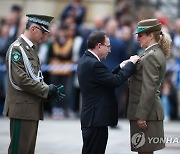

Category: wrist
[48, 84, 57, 95]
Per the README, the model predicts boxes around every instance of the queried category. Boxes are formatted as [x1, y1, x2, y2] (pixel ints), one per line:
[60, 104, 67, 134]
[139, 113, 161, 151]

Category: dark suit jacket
[77, 50, 135, 127]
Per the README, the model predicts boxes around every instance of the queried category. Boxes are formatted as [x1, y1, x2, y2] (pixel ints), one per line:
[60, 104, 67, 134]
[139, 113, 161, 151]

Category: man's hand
[48, 84, 57, 96]
[56, 85, 65, 99]
[129, 55, 140, 64]
[120, 60, 130, 68]
[48, 84, 65, 102]
[119, 55, 140, 68]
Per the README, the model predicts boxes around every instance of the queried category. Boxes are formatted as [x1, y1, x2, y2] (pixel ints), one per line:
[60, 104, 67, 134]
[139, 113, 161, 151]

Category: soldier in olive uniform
[3, 14, 65, 154]
[126, 19, 172, 153]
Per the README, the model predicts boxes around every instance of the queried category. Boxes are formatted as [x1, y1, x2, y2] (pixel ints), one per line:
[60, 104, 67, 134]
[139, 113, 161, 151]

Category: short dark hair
[25, 21, 33, 30]
[87, 31, 107, 49]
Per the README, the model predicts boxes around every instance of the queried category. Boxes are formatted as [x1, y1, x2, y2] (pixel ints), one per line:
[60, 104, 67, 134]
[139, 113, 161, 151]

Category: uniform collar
[21, 34, 34, 48]
[88, 49, 101, 61]
[145, 43, 158, 51]
[139, 43, 159, 58]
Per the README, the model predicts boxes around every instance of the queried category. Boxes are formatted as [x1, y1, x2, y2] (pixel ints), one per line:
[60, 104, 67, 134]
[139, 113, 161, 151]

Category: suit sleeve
[93, 61, 135, 88]
[112, 65, 121, 74]
[10, 49, 49, 99]
[135, 54, 160, 120]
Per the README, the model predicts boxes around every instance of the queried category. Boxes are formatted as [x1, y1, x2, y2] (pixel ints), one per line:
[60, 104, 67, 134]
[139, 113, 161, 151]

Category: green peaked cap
[26, 14, 54, 33]
[134, 19, 161, 34]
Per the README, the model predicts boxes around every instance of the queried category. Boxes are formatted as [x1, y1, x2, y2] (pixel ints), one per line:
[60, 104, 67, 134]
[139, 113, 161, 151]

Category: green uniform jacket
[127, 44, 165, 120]
[3, 36, 49, 120]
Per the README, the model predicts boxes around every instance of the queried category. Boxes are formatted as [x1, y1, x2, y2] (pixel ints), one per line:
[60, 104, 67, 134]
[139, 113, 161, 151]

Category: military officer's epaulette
[13, 41, 21, 47]
[15, 41, 31, 51]
[146, 49, 155, 56]
[140, 49, 155, 59]
[11, 42, 22, 51]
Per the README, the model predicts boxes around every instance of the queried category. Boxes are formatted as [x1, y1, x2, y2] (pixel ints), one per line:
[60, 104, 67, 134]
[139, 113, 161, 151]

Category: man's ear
[30, 25, 35, 33]
[97, 43, 101, 50]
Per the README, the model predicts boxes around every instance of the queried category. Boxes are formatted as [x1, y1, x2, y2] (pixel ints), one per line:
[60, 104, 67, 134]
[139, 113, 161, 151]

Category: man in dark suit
[77, 31, 139, 154]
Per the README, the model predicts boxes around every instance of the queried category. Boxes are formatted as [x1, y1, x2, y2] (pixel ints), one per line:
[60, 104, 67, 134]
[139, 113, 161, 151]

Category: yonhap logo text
[131, 132, 145, 149]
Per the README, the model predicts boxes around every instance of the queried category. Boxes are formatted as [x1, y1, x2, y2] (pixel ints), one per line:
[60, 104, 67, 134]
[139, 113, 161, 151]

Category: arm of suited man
[112, 61, 133, 74]
[112, 55, 139, 74]
[93, 61, 135, 88]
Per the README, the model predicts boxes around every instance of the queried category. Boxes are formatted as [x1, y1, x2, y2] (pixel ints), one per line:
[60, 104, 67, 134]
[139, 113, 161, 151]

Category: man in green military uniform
[3, 14, 65, 154]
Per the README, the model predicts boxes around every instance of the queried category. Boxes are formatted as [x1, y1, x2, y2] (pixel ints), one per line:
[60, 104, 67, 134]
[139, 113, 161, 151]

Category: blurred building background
[0, 0, 180, 121]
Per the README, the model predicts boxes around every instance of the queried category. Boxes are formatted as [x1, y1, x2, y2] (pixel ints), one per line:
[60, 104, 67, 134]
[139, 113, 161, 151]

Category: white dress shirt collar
[88, 49, 100, 61]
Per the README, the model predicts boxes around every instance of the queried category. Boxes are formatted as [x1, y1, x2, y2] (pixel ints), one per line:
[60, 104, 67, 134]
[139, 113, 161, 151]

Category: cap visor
[41, 25, 50, 33]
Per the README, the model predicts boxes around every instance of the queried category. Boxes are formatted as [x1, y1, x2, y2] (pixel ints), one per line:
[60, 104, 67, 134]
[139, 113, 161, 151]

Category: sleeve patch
[11, 51, 21, 62]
